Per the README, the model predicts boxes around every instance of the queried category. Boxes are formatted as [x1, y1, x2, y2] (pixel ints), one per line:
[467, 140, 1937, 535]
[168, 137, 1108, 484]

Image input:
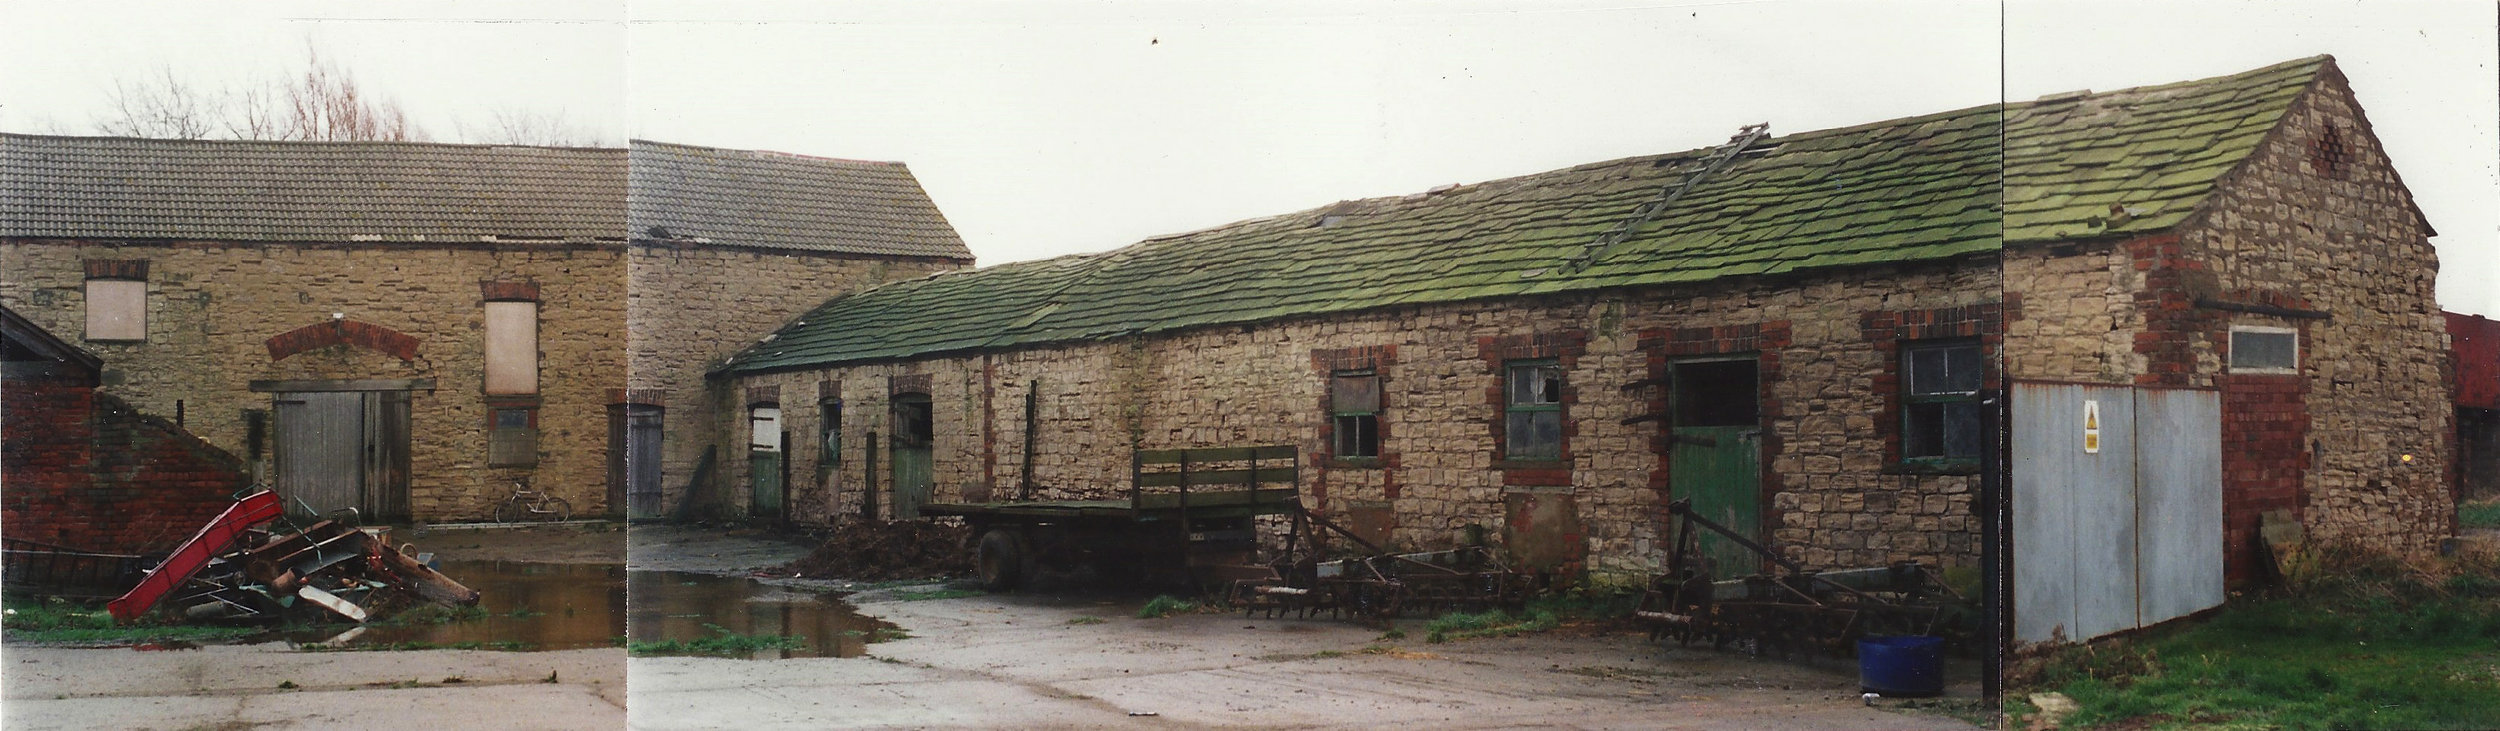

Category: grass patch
[1066, 616, 1106, 625]
[893, 588, 984, 602]
[2461, 499, 2500, 530]
[1422, 608, 1559, 643]
[1137, 595, 1199, 619]
[627, 624, 807, 657]
[2010, 540, 2500, 730]
[2, 598, 262, 645]
[841, 627, 911, 643]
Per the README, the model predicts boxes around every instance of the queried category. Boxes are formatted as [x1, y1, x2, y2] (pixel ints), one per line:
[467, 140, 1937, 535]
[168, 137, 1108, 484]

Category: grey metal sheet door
[275, 391, 364, 518]
[2012, 383, 2138, 643]
[2134, 389, 2225, 626]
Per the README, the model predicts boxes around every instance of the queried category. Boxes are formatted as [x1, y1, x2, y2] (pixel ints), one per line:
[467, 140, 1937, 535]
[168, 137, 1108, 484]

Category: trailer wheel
[976, 529, 1030, 592]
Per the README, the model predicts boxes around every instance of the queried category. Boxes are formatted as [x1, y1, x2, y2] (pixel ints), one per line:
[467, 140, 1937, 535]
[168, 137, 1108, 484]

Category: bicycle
[492, 480, 573, 523]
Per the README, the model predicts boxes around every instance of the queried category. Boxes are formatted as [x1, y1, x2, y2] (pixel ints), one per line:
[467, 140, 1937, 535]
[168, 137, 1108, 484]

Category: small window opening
[2230, 326, 2299, 373]
[1902, 341, 1984, 462]
[1671, 359, 1759, 427]
[2308, 124, 2351, 180]
[1504, 359, 1564, 460]
[750, 405, 782, 452]
[489, 406, 539, 467]
[1330, 369, 1381, 459]
[820, 398, 843, 467]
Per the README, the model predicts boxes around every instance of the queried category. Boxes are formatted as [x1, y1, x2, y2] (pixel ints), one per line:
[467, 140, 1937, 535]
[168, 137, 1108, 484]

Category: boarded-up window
[484, 301, 538, 394]
[2230, 326, 2298, 373]
[1504, 360, 1563, 460]
[488, 407, 537, 467]
[1903, 340, 1984, 461]
[85, 279, 146, 341]
[750, 406, 782, 451]
[1331, 370, 1380, 458]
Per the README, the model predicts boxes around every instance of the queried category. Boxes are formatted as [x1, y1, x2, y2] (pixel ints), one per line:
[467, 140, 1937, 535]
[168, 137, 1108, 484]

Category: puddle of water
[283, 560, 626, 651]
[627, 571, 895, 659]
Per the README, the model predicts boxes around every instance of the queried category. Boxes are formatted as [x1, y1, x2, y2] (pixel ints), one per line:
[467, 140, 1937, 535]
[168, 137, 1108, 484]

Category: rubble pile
[787, 520, 972, 581]
[107, 489, 478, 625]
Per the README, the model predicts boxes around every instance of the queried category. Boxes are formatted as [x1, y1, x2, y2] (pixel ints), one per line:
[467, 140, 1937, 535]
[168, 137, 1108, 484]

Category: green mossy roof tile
[716, 56, 2329, 374]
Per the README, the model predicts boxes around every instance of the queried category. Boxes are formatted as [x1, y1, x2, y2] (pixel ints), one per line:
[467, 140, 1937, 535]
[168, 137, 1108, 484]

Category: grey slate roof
[0, 134, 972, 259]
[0, 134, 625, 243]
[628, 140, 971, 260]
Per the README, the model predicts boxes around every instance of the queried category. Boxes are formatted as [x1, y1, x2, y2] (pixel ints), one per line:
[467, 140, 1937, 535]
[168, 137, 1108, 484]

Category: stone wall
[626, 244, 962, 518]
[2, 371, 251, 553]
[0, 240, 624, 519]
[726, 257, 2005, 576]
[2173, 67, 2453, 556]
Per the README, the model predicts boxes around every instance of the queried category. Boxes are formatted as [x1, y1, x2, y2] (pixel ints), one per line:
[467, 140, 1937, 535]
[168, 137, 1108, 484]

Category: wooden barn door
[273, 390, 410, 522]
[891, 394, 934, 520]
[1669, 357, 1763, 577]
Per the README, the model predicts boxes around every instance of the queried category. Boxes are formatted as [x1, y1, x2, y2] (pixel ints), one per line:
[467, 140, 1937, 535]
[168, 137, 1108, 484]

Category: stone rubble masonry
[727, 257, 2005, 576]
[2, 373, 251, 553]
[0, 240, 624, 520]
[627, 244, 961, 518]
[2178, 66, 2452, 558]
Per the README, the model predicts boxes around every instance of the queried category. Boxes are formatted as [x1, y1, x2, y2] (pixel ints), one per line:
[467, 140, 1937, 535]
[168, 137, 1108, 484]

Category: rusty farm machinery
[1635, 498, 1973, 659]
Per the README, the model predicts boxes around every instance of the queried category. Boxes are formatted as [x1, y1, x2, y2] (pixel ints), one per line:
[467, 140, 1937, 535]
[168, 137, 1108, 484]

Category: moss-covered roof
[718, 57, 2328, 375]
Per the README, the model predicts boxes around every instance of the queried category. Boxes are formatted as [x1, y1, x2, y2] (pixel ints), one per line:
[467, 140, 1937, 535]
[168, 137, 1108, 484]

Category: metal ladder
[1559, 123, 1770, 275]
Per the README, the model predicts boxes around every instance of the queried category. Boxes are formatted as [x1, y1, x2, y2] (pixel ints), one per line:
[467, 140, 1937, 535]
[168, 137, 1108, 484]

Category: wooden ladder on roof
[1560, 123, 1771, 275]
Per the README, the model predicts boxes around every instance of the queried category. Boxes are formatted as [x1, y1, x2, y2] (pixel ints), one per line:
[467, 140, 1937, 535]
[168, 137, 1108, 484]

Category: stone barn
[0, 135, 963, 523]
[703, 57, 2440, 643]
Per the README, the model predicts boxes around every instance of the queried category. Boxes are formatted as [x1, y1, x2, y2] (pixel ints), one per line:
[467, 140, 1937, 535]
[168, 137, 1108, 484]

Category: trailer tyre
[976, 529, 1030, 592]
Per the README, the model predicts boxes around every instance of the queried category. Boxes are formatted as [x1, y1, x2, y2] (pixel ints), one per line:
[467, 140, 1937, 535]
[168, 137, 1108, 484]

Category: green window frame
[1900, 340, 1983, 464]
[1504, 359, 1563, 461]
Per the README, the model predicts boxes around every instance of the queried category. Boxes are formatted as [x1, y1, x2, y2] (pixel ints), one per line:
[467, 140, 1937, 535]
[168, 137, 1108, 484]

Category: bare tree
[94, 66, 228, 139]
[89, 49, 426, 142]
[459, 108, 606, 147]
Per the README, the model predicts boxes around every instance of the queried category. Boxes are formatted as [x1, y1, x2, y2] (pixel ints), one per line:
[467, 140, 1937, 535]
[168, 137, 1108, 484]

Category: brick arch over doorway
[265, 320, 421, 362]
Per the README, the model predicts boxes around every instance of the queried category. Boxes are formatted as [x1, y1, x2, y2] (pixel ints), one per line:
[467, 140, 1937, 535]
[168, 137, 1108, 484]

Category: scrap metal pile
[105, 489, 478, 625]
[1227, 507, 1533, 620]
[1636, 498, 1971, 659]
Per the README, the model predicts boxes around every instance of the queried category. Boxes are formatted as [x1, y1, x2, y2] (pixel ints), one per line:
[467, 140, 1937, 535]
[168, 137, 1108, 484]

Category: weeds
[627, 624, 807, 657]
[300, 640, 536, 652]
[1066, 616, 1107, 625]
[1422, 608, 1559, 643]
[2, 598, 261, 644]
[1137, 595, 1199, 618]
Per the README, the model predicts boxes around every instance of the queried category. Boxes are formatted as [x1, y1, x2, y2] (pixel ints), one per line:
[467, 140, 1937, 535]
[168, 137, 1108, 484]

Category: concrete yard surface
[628, 589, 1985, 730]
[2, 644, 625, 730]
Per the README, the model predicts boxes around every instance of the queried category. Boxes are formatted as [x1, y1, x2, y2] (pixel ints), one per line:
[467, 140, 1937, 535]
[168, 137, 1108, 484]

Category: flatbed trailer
[922, 445, 1299, 591]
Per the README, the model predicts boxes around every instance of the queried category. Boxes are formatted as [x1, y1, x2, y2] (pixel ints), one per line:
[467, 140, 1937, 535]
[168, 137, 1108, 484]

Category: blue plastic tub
[1857, 635, 1944, 697]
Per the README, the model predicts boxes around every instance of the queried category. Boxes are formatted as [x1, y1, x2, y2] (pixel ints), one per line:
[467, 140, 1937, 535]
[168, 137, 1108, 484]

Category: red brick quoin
[265, 319, 422, 362]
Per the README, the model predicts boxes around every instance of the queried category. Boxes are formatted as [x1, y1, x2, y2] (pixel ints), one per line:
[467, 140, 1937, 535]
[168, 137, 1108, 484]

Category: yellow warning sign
[2083, 399, 2102, 454]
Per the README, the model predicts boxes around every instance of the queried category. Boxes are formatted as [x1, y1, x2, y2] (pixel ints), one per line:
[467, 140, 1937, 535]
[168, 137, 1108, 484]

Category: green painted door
[1667, 358, 1762, 579]
[750, 405, 784, 519]
[892, 395, 934, 519]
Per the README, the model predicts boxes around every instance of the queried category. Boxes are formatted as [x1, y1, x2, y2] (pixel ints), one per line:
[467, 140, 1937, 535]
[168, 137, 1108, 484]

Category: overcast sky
[3, 0, 2493, 316]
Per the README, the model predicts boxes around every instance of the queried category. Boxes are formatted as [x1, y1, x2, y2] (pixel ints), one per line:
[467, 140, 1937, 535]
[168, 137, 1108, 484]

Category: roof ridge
[1, 131, 622, 153]
[631, 139, 906, 167]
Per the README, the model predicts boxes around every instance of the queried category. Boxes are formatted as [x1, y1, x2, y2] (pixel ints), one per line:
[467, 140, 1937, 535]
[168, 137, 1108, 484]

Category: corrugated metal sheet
[2450, 311, 2500, 410]
[2014, 383, 2139, 642]
[2135, 389, 2224, 627]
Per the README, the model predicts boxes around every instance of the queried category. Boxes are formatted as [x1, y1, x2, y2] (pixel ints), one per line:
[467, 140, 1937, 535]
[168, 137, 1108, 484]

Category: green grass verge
[301, 640, 537, 652]
[2012, 542, 2500, 730]
[893, 588, 984, 602]
[2, 598, 262, 644]
[2461, 499, 2500, 530]
[627, 623, 807, 657]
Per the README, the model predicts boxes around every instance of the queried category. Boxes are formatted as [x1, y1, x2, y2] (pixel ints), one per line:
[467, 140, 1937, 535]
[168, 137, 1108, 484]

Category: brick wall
[726, 257, 2004, 576]
[0, 239, 624, 519]
[3, 377, 249, 553]
[627, 244, 961, 518]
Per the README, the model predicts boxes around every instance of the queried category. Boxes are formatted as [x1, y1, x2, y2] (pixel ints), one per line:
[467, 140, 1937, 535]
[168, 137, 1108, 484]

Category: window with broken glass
[1504, 359, 1564, 461]
[1330, 369, 1380, 460]
[1901, 341, 1983, 464]
[819, 398, 843, 467]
